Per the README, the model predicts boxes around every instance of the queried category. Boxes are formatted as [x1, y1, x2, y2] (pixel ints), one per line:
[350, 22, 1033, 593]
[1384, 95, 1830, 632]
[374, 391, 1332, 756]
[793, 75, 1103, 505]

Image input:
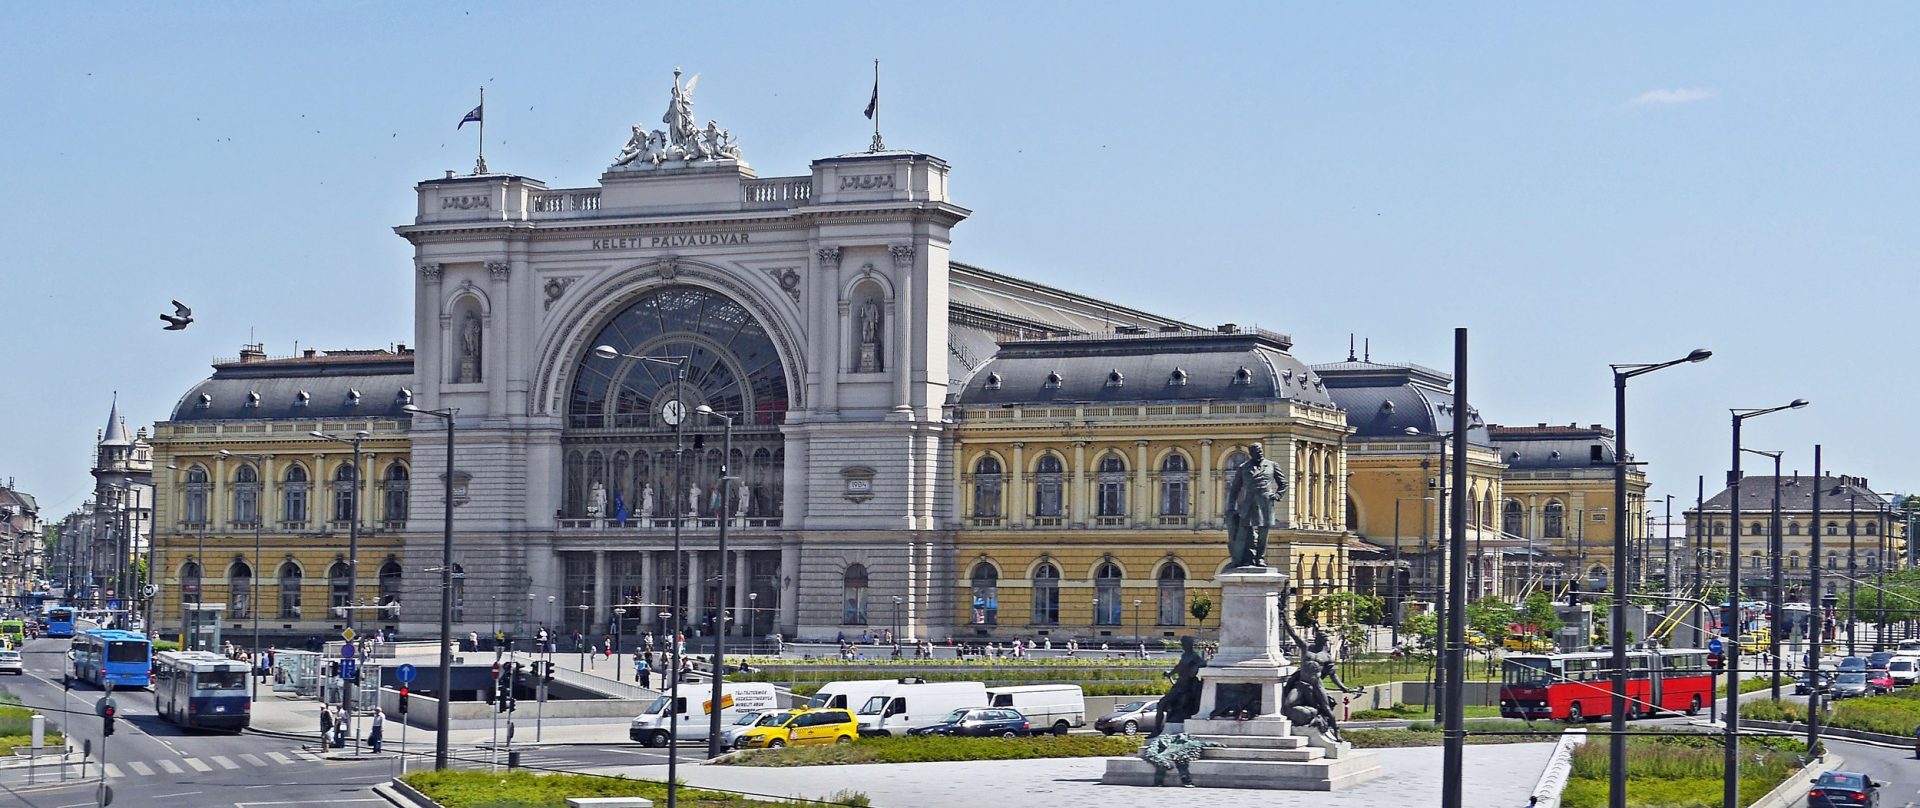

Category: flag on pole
[458, 104, 483, 129]
[864, 79, 878, 119]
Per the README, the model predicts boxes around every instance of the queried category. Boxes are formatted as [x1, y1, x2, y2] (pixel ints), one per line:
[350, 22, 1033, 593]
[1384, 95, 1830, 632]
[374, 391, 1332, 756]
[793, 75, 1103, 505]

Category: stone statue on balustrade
[588, 481, 607, 518]
[1279, 585, 1362, 741]
[689, 484, 702, 517]
[639, 483, 656, 519]
[610, 70, 745, 171]
[1224, 442, 1287, 569]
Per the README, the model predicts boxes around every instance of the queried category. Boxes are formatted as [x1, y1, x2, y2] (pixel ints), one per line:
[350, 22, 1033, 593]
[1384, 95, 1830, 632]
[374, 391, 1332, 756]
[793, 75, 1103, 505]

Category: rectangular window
[1031, 583, 1059, 625]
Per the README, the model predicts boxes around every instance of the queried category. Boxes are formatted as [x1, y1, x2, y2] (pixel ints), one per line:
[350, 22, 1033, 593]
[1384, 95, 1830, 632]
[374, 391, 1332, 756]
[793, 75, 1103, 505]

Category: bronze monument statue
[1279, 585, 1362, 741]
[1224, 442, 1287, 568]
[1156, 635, 1206, 730]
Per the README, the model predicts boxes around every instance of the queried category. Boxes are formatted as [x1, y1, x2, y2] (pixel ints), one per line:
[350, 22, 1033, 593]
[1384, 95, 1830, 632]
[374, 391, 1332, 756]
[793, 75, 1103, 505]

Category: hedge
[721, 734, 1141, 767]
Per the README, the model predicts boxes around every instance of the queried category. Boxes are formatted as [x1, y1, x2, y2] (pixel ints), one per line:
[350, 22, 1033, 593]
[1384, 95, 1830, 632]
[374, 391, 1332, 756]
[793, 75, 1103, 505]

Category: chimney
[1590, 424, 1603, 431]
[1537, 422, 1547, 428]
[304, 349, 317, 358]
[1217, 323, 1239, 334]
[239, 343, 266, 363]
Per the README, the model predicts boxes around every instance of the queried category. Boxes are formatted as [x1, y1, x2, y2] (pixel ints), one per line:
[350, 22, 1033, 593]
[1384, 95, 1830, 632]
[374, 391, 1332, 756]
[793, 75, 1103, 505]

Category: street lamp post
[217, 451, 271, 690]
[748, 592, 759, 648]
[1392, 496, 1434, 648]
[692, 403, 736, 758]
[1739, 447, 1784, 700]
[310, 430, 369, 649]
[1133, 598, 1143, 654]
[1724, 398, 1808, 808]
[401, 404, 458, 771]
[1405, 426, 1452, 717]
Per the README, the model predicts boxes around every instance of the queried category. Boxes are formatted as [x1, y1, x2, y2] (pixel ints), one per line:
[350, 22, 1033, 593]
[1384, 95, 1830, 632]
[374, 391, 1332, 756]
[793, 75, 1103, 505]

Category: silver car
[1094, 699, 1162, 736]
[0, 649, 21, 675]
[721, 710, 769, 750]
[1830, 671, 1870, 699]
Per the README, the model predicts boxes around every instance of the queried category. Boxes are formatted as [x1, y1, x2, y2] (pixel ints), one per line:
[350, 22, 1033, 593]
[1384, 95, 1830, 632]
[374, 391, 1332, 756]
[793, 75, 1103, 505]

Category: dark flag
[864, 80, 878, 120]
[459, 104, 483, 129]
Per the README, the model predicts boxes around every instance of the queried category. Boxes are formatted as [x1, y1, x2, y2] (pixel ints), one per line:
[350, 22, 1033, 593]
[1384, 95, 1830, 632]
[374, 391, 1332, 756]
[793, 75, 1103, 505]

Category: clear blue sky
[3, 4, 1915, 517]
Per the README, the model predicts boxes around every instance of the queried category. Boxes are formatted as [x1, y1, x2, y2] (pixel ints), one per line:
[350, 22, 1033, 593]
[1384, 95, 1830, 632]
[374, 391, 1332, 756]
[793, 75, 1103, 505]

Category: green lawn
[0, 690, 63, 754]
[1345, 719, 1567, 748]
[1716, 676, 1785, 697]
[1560, 734, 1805, 808]
[1348, 703, 1503, 721]
[1742, 686, 1920, 737]
[401, 770, 866, 807]
[721, 734, 1141, 767]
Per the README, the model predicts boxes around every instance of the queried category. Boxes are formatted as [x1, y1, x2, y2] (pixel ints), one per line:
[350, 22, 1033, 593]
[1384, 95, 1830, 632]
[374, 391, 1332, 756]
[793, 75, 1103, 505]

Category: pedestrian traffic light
[398, 686, 409, 716]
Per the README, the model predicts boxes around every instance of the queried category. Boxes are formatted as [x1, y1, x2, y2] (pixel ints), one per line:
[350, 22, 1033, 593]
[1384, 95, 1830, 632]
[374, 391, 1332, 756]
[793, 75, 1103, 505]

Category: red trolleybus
[1500, 649, 1712, 722]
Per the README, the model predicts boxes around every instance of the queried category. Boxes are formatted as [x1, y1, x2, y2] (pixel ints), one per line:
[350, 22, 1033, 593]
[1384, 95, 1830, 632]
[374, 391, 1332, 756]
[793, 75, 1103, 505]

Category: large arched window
[1867, 521, 1880, 535]
[328, 560, 352, 612]
[1096, 454, 1127, 518]
[184, 465, 211, 526]
[970, 562, 999, 625]
[332, 463, 358, 523]
[1157, 562, 1186, 626]
[378, 558, 403, 611]
[382, 463, 409, 523]
[1480, 489, 1494, 529]
[227, 560, 251, 619]
[1749, 522, 1765, 536]
[972, 456, 1003, 519]
[1034, 454, 1065, 518]
[1502, 500, 1524, 536]
[277, 561, 303, 618]
[232, 464, 260, 526]
[841, 564, 869, 625]
[1160, 454, 1190, 516]
[180, 560, 203, 607]
[1094, 562, 1124, 626]
[1788, 522, 1801, 536]
[282, 464, 309, 524]
[1544, 501, 1566, 539]
[1031, 562, 1060, 625]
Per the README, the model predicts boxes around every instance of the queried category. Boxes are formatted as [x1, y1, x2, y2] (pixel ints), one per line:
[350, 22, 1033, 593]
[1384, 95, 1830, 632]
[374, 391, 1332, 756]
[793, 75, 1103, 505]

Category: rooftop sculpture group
[612, 69, 743, 169]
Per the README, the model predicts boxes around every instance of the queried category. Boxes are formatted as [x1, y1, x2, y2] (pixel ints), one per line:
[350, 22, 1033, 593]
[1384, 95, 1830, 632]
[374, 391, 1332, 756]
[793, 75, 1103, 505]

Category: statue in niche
[857, 297, 883, 373]
[639, 483, 656, 519]
[735, 484, 752, 521]
[689, 484, 702, 517]
[457, 310, 483, 383]
[588, 481, 607, 518]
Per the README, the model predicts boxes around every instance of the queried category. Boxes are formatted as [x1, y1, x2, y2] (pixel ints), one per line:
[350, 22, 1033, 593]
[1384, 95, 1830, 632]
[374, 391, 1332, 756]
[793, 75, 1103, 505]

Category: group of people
[317, 702, 385, 754]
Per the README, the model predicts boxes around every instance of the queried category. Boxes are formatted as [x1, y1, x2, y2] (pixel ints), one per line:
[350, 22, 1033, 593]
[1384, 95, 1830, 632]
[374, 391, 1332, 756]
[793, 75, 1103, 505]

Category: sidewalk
[248, 688, 638, 748]
[597, 743, 1558, 808]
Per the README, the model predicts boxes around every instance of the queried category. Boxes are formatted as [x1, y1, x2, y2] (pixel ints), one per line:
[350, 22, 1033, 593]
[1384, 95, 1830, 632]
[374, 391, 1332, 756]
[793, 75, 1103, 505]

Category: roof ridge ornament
[610, 69, 745, 171]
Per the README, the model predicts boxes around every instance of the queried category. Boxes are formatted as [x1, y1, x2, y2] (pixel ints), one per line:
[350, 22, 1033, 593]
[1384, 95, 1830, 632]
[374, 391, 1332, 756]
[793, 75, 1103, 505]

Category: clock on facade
[659, 398, 687, 426]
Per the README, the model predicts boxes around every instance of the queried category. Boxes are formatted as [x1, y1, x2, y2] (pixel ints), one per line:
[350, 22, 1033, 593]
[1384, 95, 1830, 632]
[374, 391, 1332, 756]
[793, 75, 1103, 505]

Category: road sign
[1707, 638, 1724, 654]
[395, 663, 417, 684]
[342, 627, 357, 642]
[341, 642, 356, 659]
[142, 585, 158, 598]
[341, 659, 358, 682]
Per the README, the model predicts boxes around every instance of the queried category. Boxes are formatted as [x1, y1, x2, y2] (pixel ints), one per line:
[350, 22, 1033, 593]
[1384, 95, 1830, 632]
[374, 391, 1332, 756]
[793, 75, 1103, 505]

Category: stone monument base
[1100, 718, 1383, 790]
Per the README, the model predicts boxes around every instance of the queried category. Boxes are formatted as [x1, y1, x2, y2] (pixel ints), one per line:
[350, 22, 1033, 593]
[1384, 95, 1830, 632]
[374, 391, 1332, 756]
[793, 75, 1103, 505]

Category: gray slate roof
[1487, 425, 1623, 470]
[168, 350, 415, 422]
[1695, 476, 1892, 513]
[1312, 360, 1489, 445]
[954, 329, 1333, 407]
[100, 398, 132, 446]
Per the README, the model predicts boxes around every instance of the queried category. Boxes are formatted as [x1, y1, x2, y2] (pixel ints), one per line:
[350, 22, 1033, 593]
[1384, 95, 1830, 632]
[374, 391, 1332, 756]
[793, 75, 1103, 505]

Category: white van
[988, 684, 1085, 736]
[807, 679, 894, 712]
[854, 678, 988, 736]
[630, 682, 779, 747]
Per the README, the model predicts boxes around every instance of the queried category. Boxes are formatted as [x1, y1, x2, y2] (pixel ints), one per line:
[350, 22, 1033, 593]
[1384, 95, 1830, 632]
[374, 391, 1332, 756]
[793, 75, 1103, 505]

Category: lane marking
[240, 753, 268, 767]
[153, 792, 203, 799]
[157, 758, 184, 774]
[127, 761, 154, 776]
[103, 763, 124, 778]
[265, 752, 294, 764]
[213, 755, 240, 769]
[292, 750, 324, 762]
[184, 757, 213, 772]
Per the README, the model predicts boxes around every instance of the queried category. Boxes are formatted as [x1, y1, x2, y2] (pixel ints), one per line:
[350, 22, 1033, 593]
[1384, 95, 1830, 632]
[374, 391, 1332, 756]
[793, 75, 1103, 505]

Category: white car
[1889, 658, 1919, 686]
[0, 649, 23, 675]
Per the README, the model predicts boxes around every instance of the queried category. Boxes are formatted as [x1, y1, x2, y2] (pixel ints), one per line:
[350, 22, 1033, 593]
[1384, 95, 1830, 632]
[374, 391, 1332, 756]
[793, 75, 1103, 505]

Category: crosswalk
[94, 750, 327, 779]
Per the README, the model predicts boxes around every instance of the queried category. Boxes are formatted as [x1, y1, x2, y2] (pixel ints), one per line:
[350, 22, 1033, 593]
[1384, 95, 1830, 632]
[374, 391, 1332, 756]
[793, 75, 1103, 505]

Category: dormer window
[294, 390, 311, 407]
[1043, 371, 1062, 390]
[983, 373, 1002, 391]
[196, 393, 213, 409]
[1380, 400, 1395, 413]
[1549, 450, 1562, 460]
[244, 390, 261, 408]
[345, 389, 362, 407]
[1168, 368, 1188, 387]
[396, 388, 414, 406]
[1105, 369, 1124, 388]
[1232, 366, 1252, 385]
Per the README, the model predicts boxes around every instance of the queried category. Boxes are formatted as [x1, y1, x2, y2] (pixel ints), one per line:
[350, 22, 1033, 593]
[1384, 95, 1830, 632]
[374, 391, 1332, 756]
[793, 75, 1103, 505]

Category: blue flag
[614, 492, 629, 522]
[458, 104, 482, 129]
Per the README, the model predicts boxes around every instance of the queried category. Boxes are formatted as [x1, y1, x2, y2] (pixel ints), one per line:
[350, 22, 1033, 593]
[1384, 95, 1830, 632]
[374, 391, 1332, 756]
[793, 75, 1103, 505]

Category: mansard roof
[954, 328, 1334, 407]
[1312, 359, 1489, 445]
[1488, 423, 1625, 470]
[168, 346, 415, 422]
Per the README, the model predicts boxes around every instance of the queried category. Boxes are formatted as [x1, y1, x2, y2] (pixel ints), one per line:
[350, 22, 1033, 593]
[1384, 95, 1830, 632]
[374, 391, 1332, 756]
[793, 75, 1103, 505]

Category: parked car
[630, 682, 779, 747]
[1830, 672, 1871, 699]
[753, 708, 859, 748]
[1808, 770, 1881, 807]
[1838, 656, 1868, 672]
[988, 684, 1085, 736]
[1094, 699, 1162, 736]
[1867, 670, 1895, 695]
[720, 710, 770, 750]
[735, 709, 810, 749]
[1867, 651, 1895, 670]
[1795, 670, 1834, 695]
[1886, 658, 1918, 686]
[906, 707, 1032, 737]
[854, 679, 989, 737]
[0, 649, 22, 675]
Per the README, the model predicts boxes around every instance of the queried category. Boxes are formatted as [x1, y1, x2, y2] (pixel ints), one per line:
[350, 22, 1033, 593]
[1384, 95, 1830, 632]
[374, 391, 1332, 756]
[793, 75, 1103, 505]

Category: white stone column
[890, 245, 914, 413]
[816, 247, 841, 413]
[486, 261, 511, 418]
[732, 550, 750, 636]
[418, 264, 444, 405]
[686, 550, 703, 633]
[640, 551, 656, 612]
[593, 550, 610, 631]
[778, 540, 800, 634]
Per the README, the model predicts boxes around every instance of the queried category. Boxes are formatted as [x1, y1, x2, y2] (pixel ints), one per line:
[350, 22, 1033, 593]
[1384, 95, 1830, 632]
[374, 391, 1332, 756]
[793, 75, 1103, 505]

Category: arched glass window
[1788, 551, 1801, 569]
[970, 562, 999, 625]
[1749, 522, 1765, 536]
[1502, 500, 1524, 536]
[184, 465, 210, 526]
[1096, 454, 1127, 517]
[841, 564, 869, 625]
[1157, 563, 1186, 626]
[1788, 522, 1801, 536]
[227, 560, 251, 619]
[333, 463, 358, 523]
[1828, 552, 1838, 570]
[1160, 454, 1190, 516]
[383, 463, 409, 523]
[450, 564, 466, 622]
[277, 561, 303, 619]
[1715, 521, 1728, 536]
[1827, 521, 1839, 536]
[378, 559, 403, 610]
[1544, 501, 1566, 539]
[1480, 490, 1494, 529]
[1866, 521, 1879, 535]
[1030, 562, 1060, 625]
[328, 560, 352, 612]
[972, 456, 1003, 518]
[181, 560, 203, 605]
[283, 464, 309, 524]
[1034, 454, 1064, 517]
[1094, 562, 1123, 626]
[567, 286, 791, 429]
[232, 464, 260, 526]
[1750, 551, 1764, 569]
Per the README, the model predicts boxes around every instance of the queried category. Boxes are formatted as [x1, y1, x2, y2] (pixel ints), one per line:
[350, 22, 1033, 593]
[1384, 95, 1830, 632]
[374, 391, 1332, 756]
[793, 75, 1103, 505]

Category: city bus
[153, 650, 250, 731]
[45, 607, 75, 638]
[0, 620, 24, 648]
[71, 630, 152, 689]
[1500, 649, 1713, 722]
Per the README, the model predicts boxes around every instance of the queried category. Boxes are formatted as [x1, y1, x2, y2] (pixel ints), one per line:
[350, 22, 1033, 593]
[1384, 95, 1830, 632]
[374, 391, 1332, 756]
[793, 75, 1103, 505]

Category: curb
[1751, 753, 1843, 808]
[1526, 728, 1588, 808]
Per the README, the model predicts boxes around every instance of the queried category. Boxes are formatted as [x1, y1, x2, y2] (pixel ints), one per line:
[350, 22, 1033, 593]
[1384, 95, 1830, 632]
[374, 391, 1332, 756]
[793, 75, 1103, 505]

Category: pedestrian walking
[319, 705, 334, 752]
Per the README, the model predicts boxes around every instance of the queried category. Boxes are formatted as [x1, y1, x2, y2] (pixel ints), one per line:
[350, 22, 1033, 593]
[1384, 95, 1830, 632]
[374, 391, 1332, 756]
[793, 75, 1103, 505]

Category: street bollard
[508, 750, 521, 769]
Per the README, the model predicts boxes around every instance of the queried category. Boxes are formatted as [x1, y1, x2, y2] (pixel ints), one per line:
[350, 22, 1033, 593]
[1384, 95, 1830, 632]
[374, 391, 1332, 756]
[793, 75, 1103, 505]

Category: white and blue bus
[153, 651, 250, 730]
[71, 629, 151, 689]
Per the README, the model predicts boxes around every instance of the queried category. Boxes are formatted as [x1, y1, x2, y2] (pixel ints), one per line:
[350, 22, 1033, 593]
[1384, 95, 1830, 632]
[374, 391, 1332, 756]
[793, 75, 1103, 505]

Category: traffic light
[1708, 651, 1724, 672]
[495, 663, 515, 713]
[398, 686, 409, 716]
[98, 697, 117, 736]
[542, 660, 555, 686]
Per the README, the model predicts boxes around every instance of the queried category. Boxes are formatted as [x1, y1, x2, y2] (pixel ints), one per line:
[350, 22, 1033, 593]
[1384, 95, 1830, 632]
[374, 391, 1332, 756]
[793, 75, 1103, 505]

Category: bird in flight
[161, 300, 193, 330]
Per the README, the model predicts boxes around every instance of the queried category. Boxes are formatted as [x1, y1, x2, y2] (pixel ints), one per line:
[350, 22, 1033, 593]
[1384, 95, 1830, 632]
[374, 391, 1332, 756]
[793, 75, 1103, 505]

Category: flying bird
[160, 300, 193, 330]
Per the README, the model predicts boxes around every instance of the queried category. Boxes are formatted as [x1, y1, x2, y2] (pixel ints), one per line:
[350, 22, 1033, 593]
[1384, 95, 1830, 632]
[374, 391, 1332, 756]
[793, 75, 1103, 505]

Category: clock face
[660, 399, 686, 426]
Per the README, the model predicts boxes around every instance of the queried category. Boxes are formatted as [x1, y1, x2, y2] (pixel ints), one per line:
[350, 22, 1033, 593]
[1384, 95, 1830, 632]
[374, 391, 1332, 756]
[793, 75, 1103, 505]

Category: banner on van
[703, 693, 735, 715]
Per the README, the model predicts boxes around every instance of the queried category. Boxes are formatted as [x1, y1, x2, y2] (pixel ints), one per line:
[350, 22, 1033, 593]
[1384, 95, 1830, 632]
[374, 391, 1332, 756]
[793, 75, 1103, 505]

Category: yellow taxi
[737, 708, 860, 749]
[1739, 630, 1771, 654]
[1504, 635, 1554, 653]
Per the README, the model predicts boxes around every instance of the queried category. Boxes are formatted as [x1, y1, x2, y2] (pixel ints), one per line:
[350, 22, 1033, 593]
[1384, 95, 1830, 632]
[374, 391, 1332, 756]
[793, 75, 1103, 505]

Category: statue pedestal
[858, 342, 880, 373]
[1102, 567, 1382, 791]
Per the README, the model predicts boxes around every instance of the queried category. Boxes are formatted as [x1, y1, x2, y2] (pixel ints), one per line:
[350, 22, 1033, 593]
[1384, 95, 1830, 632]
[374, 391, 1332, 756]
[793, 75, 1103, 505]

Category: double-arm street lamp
[1605, 347, 1710, 808]
[401, 404, 458, 771]
[1723, 397, 1808, 808]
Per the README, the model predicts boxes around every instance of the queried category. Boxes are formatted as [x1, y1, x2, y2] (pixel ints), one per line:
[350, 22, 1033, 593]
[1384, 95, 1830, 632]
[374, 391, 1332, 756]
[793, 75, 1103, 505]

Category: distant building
[150, 344, 413, 648]
[1487, 423, 1649, 592]
[81, 397, 152, 611]
[1684, 474, 1908, 601]
[0, 483, 42, 602]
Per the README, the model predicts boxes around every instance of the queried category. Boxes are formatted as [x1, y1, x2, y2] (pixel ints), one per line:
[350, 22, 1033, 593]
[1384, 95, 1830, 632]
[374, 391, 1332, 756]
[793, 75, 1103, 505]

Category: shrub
[721, 734, 1141, 767]
[1561, 734, 1803, 808]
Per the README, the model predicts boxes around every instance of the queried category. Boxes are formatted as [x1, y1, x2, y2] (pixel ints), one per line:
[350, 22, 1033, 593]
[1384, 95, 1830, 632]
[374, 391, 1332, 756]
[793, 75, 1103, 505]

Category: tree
[1295, 592, 1385, 628]
[1400, 611, 1439, 656]
[1519, 592, 1563, 638]
[1466, 596, 1517, 646]
[1188, 592, 1213, 626]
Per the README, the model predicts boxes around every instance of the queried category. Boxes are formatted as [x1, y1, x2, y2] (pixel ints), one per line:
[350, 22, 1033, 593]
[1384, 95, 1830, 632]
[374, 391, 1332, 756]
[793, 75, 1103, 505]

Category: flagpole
[869, 59, 884, 153]
[474, 86, 488, 175]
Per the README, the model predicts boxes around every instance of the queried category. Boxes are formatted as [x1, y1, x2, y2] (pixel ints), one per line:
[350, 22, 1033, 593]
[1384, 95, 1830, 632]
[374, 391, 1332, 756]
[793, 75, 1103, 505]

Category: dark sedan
[907, 707, 1032, 737]
[1809, 771, 1881, 808]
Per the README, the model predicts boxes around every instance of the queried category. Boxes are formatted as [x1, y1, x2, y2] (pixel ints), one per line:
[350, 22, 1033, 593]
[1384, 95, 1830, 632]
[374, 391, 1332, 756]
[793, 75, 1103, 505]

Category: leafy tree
[1466, 596, 1517, 645]
[1295, 592, 1385, 628]
[1400, 611, 1439, 655]
[1188, 593, 1213, 626]
[1519, 592, 1563, 638]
